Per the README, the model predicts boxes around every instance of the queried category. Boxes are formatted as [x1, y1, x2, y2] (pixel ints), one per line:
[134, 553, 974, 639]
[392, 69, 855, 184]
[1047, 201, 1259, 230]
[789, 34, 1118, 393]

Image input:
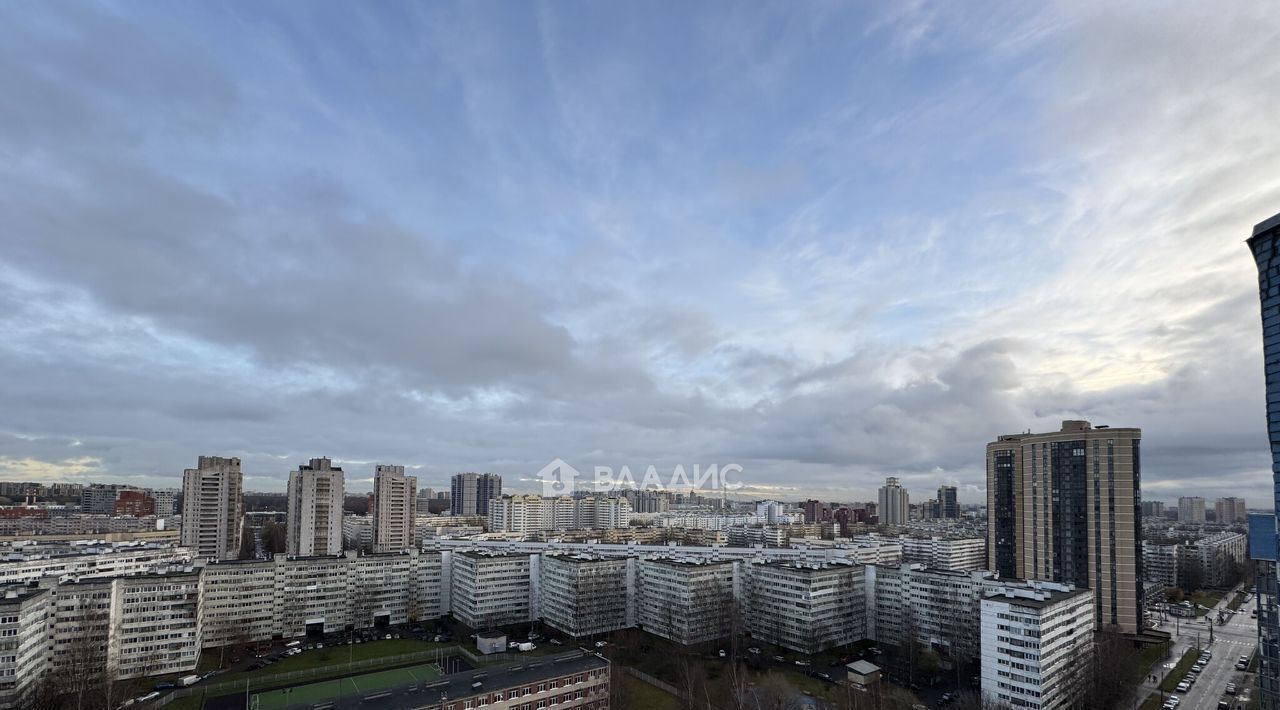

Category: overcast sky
[2, 2, 1279, 504]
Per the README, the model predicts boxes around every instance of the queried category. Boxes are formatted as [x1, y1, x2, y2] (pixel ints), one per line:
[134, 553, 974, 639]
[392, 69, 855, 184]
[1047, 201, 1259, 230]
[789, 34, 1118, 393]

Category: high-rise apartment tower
[986, 420, 1142, 633]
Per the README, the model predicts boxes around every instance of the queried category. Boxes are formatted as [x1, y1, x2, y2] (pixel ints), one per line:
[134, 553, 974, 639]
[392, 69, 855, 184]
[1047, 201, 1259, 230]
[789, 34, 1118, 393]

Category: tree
[1079, 630, 1137, 709]
[238, 518, 256, 559]
[260, 521, 287, 554]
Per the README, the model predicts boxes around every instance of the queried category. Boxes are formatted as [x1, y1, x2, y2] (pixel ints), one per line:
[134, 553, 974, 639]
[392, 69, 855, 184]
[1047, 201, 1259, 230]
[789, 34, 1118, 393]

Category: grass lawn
[1139, 692, 1166, 710]
[616, 673, 681, 710]
[1191, 590, 1226, 616]
[251, 663, 441, 709]
[1158, 649, 1200, 692]
[1229, 592, 1249, 611]
[1133, 641, 1173, 683]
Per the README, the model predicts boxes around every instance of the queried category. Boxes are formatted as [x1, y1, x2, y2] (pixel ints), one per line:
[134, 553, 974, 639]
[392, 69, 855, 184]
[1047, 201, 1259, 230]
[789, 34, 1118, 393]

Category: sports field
[249, 663, 442, 710]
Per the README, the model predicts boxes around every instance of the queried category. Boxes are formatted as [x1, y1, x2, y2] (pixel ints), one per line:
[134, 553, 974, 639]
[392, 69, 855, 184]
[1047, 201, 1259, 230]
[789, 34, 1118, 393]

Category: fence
[151, 644, 591, 707]
[623, 666, 687, 700]
[153, 646, 466, 706]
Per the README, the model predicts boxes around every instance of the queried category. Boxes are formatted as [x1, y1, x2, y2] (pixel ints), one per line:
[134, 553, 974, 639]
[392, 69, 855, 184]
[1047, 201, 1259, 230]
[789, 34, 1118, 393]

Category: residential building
[1184, 531, 1247, 587]
[286, 457, 344, 556]
[1142, 541, 1181, 589]
[372, 464, 416, 552]
[451, 551, 533, 629]
[899, 535, 986, 571]
[151, 489, 178, 517]
[80, 484, 145, 515]
[980, 582, 1094, 710]
[1216, 497, 1248, 525]
[1141, 500, 1165, 519]
[636, 558, 737, 645]
[866, 564, 1003, 662]
[180, 455, 244, 561]
[108, 571, 202, 678]
[878, 478, 909, 526]
[113, 490, 155, 517]
[1178, 496, 1206, 524]
[49, 578, 112, 685]
[197, 549, 444, 647]
[0, 585, 52, 710]
[746, 561, 865, 654]
[938, 485, 959, 519]
[450, 472, 502, 517]
[986, 420, 1143, 633]
[0, 540, 189, 585]
[540, 554, 633, 638]
[341, 514, 373, 552]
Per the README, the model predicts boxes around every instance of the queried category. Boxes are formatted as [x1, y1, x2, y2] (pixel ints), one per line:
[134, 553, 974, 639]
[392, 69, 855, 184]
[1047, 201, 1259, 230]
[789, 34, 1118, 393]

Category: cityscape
[1, 3, 1279, 710]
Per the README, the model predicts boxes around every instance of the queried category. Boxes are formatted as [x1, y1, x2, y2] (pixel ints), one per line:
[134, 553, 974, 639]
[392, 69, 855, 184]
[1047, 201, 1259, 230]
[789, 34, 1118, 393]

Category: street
[1140, 588, 1258, 710]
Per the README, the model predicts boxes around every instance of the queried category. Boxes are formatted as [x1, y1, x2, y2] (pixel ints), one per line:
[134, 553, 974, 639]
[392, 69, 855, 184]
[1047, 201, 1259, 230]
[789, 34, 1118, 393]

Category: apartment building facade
[746, 561, 866, 654]
[0, 585, 52, 710]
[286, 458, 344, 556]
[372, 464, 416, 553]
[636, 558, 737, 645]
[986, 420, 1143, 632]
[539, 554, 633, 638]
[180, 455, 244, 561]
[450, 472, 502, 517]
[108, 571, 202, 679]
[980, 582, 1094, 710]
[450, 552, 534, 629]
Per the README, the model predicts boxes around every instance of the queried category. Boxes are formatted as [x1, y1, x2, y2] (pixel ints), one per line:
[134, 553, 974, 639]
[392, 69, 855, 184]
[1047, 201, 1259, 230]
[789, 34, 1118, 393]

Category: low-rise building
[0, 540, 190, 585]
[980, 582, 1094, 710]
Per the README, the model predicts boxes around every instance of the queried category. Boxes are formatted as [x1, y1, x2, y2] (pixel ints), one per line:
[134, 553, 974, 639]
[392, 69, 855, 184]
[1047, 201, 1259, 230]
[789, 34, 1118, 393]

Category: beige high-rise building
[1215, 496, 1246, 524]
[877, 477, 909, 526]
[286, 457, 344, 556]
[986, 420, 1142, 633]
[372, 464, 416, 552]
[180, 456, 243, 560]
[1178, 496, 1206, 524]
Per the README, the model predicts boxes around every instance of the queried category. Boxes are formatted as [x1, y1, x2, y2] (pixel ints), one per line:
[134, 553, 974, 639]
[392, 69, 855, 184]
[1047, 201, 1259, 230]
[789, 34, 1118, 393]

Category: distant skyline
[2, 3, 1280, 503]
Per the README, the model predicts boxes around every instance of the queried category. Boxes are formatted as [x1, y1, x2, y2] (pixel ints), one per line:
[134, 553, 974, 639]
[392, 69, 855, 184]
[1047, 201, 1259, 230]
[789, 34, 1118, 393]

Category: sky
[2, 1, 1279, 504]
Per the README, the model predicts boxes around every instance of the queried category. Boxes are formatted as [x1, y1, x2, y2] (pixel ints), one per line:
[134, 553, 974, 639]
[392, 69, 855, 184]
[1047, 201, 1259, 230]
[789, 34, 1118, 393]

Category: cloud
[0, 1, 1277, 507]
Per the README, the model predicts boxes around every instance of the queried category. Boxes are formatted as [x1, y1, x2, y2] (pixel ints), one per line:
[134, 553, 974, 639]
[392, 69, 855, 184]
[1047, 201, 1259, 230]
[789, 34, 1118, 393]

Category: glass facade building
[1248, 211, 1280, 710]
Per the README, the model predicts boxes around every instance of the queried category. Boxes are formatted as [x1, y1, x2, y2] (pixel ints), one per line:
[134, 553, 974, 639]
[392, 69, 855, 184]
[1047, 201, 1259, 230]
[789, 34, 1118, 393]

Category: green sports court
[249, 663, 442, 710]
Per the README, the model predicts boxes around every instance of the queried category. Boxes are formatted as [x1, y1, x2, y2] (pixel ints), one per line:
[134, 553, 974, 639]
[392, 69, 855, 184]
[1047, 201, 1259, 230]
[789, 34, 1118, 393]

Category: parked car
[1176, 682, 1190, 693]
[594, 641, 607, 648]
[794, 660, 811, 667]
[550, 639, 562, 645]
[154, 682, 175, 691]
[773, 655, 785, 662]
[1226, 683, 1237, 695]
[747, 648, 760, 655]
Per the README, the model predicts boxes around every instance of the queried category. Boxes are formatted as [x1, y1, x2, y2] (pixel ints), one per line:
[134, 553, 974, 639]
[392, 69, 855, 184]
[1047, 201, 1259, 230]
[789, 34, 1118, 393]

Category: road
[1140, 588, 1257, 710]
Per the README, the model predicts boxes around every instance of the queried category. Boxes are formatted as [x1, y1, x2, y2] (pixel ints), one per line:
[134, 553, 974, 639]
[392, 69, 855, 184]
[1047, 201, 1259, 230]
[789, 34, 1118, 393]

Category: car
[154, 682, 176, 691]
[794, 660, 811, 667]
[1217, 702, 1229, 710]
[1192, 664, 1203, 672]
[1176, 682, 1190, 693]
[1241, 655, 1250, 663]
[718, 650, 726, 658]
[869, 647, 883, 655]
[1237, 662, 1248, 670]
[594, 641, 607, 648]
[1226, 683, 1237, 695]
[550, 639, 562, 645]
[316, 643, 324, 649]
[941, 693, 954, 702]
[748, 647, 761, 655]
[773, 655, 785, 662]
